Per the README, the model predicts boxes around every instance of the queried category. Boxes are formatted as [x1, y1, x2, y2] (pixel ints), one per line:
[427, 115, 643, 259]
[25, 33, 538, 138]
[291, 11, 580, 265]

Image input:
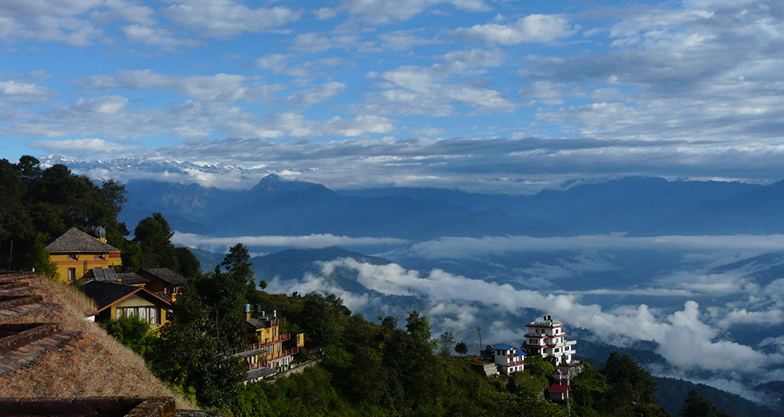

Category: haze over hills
[114, 167, 778, 240]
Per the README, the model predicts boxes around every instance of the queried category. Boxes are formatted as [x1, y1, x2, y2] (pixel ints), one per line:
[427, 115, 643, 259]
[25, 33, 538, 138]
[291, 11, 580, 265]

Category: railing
[245, 347, 300, 370]
[235, 332, 293, 354]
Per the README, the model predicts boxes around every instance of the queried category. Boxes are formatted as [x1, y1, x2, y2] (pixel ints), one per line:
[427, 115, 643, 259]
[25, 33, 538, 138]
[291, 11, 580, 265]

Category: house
[83, 281, 171, 328]
[491, 344, 526, 375]
[236, 306, 305, 375]
[548, 384, 570, 401]
[116, 268, 189, 301]
[47, 227, 122, 284]
[522, 315, 577, 365]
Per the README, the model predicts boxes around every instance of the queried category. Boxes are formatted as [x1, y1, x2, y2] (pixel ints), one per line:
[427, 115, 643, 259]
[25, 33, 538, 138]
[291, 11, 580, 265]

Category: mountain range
[118, 172, 782, 239]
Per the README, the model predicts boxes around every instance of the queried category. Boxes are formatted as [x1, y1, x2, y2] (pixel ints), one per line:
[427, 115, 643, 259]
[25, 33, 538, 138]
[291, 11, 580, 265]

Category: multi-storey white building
[522, 315, 576, 364]
[491, 344, 526, 375]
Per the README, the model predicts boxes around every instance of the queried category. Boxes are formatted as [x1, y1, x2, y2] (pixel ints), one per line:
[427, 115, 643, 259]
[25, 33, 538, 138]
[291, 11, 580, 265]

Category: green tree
[102, 315, 156, 357]
[134, 213, 178, 270]
[24, 232, 59, 280]
[175, 246, 201, 278]
[680, 390, 732, 417]
[438, 332, 455, 356]
[455, 341, 468, 356]
[602, 352, 667, 416]
[15, 155, 42, 180]
[151, 277, 246, 409]
[298, 292, 348, 348]
[219, 243, 266, 303]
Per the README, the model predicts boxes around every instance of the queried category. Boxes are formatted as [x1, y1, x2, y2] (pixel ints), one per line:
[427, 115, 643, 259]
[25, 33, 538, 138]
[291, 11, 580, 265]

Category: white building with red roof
[522, 315, 576, 365]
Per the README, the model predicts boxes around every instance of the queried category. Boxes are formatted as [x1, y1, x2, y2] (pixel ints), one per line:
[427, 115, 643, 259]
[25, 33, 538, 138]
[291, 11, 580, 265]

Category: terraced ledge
[0, 294, 44, 310]
[0, 323, 61, 355]
[0, 301, 59, 321]
[0, 396, 177, 417]
[0, 330, 80, 375]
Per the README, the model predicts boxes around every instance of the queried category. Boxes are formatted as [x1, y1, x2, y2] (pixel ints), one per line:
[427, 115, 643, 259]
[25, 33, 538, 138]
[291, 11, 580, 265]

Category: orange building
[47, 227, 122, 284]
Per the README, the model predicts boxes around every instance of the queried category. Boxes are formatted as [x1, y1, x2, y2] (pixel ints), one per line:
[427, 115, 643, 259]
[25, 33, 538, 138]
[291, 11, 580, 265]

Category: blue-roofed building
[492, 344, 525, 375]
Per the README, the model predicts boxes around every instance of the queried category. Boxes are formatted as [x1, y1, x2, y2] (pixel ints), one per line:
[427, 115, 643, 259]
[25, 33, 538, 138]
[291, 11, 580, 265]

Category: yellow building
[240, 308, 305, 373]
[47, 227, 122, 284]
[83, 281, 171, 328]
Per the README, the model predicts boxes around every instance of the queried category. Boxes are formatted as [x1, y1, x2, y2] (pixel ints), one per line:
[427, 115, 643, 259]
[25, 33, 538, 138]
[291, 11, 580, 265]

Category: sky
[2, 0, 784, 191]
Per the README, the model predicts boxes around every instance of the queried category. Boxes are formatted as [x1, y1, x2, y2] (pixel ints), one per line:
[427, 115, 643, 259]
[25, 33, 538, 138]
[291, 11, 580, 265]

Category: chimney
[244, 304, 251, 320]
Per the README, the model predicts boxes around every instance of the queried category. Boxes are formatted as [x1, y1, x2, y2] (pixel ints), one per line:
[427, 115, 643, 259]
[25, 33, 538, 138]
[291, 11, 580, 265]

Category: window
[555, 329, 559, 334]
[117, 307, 160, 324]
[68, 268, 76, 282]
[554, 348, 560, 353]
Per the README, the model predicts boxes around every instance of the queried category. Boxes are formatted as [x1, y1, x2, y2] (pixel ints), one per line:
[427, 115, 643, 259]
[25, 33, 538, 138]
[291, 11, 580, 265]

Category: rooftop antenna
[477, 326, 483, 355]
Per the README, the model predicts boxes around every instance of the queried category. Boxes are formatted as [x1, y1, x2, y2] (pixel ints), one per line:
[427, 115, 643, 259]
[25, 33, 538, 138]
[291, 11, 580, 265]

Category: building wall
[108, 293, 168, 328]
[50, 251, 122, 284]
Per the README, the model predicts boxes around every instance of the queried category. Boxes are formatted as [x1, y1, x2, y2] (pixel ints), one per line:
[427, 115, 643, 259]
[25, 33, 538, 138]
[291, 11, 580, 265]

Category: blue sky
[2, 0, 784, 191]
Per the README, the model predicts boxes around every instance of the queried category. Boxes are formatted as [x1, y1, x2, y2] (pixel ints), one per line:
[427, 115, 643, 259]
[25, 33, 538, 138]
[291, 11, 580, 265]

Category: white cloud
[284, 82, 346, 107]
[226, 112, 395, 138]
[454, 14, 575, 45]
[0, 80, 50, 104]
[279, 257, 783, 375]
[28, 138, 134, 156]
[365, 49, 515, 114]
[120, 24, 193, 49]
[172, 232, 408, 252]
[407, 234, 784, 260]
[317, 0, 491, 24]
[0, 0, 104, 46]
[161, 0, 301, 38]
[78, 69, 277, 103]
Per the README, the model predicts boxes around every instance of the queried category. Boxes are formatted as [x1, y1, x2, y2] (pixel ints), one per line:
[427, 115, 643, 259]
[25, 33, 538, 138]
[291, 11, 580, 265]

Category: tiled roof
[83, 281, 140, 311]
[83, 281, 169, 312]
[47, 228, 120, 253]
[140, 268, 189, 286]
[117, 272, 153, 285]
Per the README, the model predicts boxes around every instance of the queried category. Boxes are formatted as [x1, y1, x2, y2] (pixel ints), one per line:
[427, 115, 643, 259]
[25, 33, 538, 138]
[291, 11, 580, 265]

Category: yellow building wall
[108, 293, 168, 328]
[50, 251, 122, 284]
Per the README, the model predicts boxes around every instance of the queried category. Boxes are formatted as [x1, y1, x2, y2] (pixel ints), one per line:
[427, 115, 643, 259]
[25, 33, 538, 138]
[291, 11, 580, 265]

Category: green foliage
[438, 332, 455, 356]
[0, 157, 128, 271]
[525, 355, 555, 386]
[455, 341, 468, 356]
[679, 390, 732, 417]
[24, 232, 59, 280]
[101, 315, 156, 357]
[151, 277, 246, 409]
[175, 246, 201, 278]
[297, 292, 348, 348]
[219, 243, 262, 301]
[134, 213, 178, 270]
[600, 353, 669, 417]
[571, 362, 610, 416]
